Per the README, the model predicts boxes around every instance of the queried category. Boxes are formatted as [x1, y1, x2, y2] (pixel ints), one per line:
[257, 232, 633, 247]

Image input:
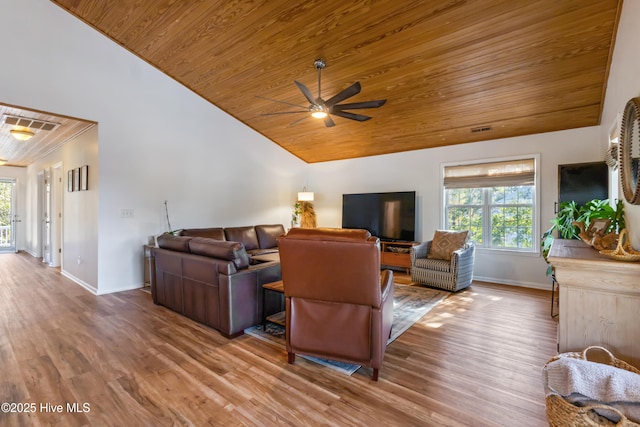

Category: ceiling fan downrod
[314, 58, 325, 101]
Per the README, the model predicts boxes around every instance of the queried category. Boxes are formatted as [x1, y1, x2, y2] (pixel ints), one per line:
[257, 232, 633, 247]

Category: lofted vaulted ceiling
[51, 0, 622, 163]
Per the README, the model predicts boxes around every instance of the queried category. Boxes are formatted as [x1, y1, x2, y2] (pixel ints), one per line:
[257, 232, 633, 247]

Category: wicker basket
[599, 229, 640, 262]
[544, 346, 640, 427]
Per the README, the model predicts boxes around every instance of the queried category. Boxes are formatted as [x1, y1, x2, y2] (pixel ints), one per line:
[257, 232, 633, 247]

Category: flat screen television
[342, 191, 416, 242]
[558, 162, 608, 207]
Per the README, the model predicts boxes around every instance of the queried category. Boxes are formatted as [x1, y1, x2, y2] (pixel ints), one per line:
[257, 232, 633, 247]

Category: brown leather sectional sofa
[152, 225, 285, 338]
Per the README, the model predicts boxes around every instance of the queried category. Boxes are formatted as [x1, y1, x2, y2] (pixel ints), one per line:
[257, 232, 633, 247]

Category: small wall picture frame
[80, 165, 88, 191]
[73, 168, 80, 191]
[68, 170, 74, 192]
[587, 218, 611, 236]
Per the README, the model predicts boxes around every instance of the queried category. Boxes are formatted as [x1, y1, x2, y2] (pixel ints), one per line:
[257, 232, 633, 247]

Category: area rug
[244, 283, 448, 376]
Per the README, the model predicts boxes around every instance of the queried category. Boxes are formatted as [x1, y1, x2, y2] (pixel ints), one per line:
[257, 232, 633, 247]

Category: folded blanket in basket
[543, 357, 640, 423]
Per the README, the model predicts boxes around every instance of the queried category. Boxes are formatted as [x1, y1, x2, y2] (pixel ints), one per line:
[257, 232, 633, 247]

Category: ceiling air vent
[470, 125, 492, 133]
[1, 114, 60, 132]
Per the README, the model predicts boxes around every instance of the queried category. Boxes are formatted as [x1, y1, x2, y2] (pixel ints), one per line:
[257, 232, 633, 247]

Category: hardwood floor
[0, 252, 557, 426]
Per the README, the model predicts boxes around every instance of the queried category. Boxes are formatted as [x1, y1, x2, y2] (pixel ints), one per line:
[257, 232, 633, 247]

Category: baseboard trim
[61, 270, 98, 295]
[96, 283, 144, 295]
[473, 275, 551, 291]
[24, 249, 39, 258]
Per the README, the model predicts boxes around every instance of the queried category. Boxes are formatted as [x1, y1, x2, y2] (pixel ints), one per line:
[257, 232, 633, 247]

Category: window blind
[444, 158, 535, 189]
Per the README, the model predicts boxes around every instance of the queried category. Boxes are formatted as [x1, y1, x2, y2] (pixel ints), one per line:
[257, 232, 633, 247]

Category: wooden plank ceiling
[51, 0, 621, 163]
[0, 104, 95, 167]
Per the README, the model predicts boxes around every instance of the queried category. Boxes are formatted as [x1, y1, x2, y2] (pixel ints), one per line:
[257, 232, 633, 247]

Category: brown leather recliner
[277, 228, 394, 381]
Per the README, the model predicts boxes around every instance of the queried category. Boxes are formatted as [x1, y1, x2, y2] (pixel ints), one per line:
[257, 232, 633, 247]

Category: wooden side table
[143, 244, 156, 288]
[262, 280, 285, 328]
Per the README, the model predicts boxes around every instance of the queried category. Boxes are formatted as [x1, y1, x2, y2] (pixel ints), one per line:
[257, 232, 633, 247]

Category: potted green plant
[577, 199, 625, 233]
[541, 199, 624, 273]
[291, 202, 301, 228]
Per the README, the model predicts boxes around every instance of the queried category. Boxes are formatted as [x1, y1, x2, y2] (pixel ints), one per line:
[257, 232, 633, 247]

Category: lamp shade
[10, 129, 34, 141]
[0, 159, 7, 166]
[297, 191, 314, 201]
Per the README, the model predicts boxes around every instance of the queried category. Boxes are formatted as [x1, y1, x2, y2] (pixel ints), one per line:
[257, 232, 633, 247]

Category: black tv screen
[558, 162, 608, 206]
[342, 191, 416, 242]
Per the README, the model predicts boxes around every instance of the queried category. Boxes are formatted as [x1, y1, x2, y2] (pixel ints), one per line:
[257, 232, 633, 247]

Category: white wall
[0, 0, 306, 294]
[308, 126, 603, 289]
[0, 166, 27, 250]
[25, 126, 99, 292]
[600, 0, 640, 247]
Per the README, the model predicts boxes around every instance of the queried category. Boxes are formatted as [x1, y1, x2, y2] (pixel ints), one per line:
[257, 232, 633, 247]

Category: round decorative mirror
[619, 97, 640, 204]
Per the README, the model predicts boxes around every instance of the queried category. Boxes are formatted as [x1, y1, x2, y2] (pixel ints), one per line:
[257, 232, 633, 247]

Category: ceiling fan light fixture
[309, 104, 327, 119]
[10, 129, 35, 141]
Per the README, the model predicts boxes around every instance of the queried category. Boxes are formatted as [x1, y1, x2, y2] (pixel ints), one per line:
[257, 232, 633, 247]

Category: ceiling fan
[258, 59, 386, 127]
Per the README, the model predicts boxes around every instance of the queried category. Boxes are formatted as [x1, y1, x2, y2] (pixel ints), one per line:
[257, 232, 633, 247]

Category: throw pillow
[428, 230, 469, 261]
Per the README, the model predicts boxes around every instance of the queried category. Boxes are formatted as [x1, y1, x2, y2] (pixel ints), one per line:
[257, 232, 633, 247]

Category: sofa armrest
[218, 262, 282, 336]
[371, 269, 394, 371]
[451, 243, 475, 277]
[452, 243, 474, 262]
[380, 269, 394, 301]
[411, 241, 431, 262]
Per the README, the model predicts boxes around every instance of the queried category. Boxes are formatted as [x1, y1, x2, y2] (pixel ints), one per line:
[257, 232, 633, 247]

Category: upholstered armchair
[277, 228, 394, 381]
[410, 230, 475, 292]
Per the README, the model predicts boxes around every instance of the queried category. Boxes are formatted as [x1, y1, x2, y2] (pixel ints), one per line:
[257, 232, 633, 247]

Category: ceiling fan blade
[324, 82, 362, 107]
[289, 115, 310, 126]
[323, 115, 335, 127]
[331, 110, 372, 122]
[255, 95, 307, 110]
[333, 99, 387, 111]
[261, 111, 307, 116]
[294, 80, 316, 105]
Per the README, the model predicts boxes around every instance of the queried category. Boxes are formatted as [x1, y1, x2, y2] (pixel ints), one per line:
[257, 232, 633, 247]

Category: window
[443, 158, 537, 252]
[608, 116, 620, 203]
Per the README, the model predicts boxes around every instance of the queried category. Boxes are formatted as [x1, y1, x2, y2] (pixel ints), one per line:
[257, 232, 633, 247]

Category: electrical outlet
[120, 208, 134, 218]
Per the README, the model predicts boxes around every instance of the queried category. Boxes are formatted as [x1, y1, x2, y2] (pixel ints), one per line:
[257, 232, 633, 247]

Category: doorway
[50, 163, 62, 267]
[42, 168, 51, 264]
[37, 163, 63, 267]
[0, 178, 17, 253]
[38, 165, 63, 266]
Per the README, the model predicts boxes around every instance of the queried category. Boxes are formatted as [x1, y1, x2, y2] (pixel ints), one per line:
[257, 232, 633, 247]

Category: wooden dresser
[548, 239, 640, 368]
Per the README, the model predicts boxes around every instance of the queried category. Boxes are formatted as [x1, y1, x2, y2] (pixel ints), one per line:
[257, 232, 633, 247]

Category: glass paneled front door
[0, 178, 16, 253]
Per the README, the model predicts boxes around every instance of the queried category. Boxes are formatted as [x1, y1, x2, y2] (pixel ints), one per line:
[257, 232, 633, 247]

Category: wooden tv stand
[380, 241, 417, 273]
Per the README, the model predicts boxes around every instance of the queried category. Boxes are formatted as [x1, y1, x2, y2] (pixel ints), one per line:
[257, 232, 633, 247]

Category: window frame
[608, 113, 621, 203]
[441, 154, 541, 255]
